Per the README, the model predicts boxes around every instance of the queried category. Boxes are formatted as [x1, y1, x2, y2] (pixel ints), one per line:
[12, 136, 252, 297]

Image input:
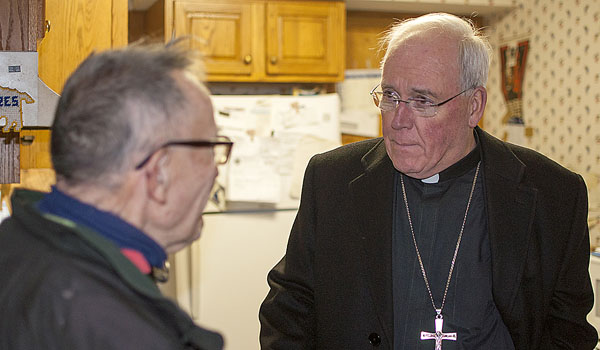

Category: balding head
[381, 13, 492, 91]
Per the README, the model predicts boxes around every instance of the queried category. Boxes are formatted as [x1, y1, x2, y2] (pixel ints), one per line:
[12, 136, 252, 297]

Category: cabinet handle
[21, 135, 35, 145]
[45, 20, 51, 33]
[243, 55, 252, 64]
[270, 56, 278, 65]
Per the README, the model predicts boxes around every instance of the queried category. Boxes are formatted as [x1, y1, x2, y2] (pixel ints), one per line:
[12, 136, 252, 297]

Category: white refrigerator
[163, 93, 342, 349]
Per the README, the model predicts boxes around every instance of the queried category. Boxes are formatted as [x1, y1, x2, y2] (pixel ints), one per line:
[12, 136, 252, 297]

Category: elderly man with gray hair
[0, 44, 232, 349]
[259, 12, 597, 349]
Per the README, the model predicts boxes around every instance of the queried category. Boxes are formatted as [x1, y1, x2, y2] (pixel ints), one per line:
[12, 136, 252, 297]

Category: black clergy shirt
[392, 144, 515, 350]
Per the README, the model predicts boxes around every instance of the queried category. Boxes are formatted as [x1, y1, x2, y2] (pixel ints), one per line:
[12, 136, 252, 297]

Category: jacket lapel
[349, 139, 395, 348]
[345, 130, 536, 344]
[477, 128, 537, 316]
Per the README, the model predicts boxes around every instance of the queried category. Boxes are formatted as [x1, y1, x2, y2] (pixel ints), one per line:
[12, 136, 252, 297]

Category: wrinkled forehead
[382, 32, 461, 88]
[387, 24, 460, 50]
[388, 28, 460, 59]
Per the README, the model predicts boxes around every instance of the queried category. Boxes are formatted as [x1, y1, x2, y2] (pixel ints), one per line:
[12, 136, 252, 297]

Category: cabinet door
[265, 1, 344, 78]
[173, 1, 264, 80]
[38, 0, 127, 94]
[20, 129, 51, 169]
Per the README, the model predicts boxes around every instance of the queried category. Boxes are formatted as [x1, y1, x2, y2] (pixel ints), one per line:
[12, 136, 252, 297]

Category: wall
[484, 0, 599, 176]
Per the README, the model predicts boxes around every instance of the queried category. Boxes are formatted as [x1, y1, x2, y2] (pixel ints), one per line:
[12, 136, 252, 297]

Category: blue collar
[37, 186, 167, 268]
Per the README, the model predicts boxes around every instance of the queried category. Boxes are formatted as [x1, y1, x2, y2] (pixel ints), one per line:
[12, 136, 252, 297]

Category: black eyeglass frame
[135, 136, 233, 170]
[369, 84, 471, 117]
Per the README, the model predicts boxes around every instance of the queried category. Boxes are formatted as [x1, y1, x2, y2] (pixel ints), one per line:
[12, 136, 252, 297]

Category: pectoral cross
[420, 311, 457, 350]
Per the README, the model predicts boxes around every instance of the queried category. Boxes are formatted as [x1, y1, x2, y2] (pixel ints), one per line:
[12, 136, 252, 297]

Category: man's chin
[164, 218, 205, 254]
[391, 160, 424, 176]
[165, 234, 202, 254]
[195, 218, 204, 239]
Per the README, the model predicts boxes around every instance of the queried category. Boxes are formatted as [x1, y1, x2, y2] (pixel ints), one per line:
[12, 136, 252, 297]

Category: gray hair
[380, 13, 492, 90]
[51, 42, 206, 187]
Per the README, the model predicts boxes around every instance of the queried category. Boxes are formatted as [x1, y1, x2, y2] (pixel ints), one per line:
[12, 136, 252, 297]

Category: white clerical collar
[421, 173, 440, 184]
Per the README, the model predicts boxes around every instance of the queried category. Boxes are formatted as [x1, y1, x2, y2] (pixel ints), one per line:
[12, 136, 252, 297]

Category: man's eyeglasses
[370, 84, 470, 118]
[135, 135, 233, 169]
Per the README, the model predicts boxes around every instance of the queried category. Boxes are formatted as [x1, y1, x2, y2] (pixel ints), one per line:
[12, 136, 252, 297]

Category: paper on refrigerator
[211, 94, 341, 207]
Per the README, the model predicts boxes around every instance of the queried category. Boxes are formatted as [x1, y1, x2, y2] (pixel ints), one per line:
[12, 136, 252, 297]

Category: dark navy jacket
[0, 189, 223, 350]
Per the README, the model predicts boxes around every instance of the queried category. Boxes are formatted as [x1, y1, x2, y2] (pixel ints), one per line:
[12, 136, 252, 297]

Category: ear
[144, 151, 170, 205]
[467, 86, 487, 128]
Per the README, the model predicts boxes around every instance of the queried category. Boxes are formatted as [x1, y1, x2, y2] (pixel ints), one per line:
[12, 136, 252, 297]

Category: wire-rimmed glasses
[370, 84, 470, 118]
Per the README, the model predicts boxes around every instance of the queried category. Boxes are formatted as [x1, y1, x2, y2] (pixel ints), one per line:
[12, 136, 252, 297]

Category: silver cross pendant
[420, 312, 457, 350]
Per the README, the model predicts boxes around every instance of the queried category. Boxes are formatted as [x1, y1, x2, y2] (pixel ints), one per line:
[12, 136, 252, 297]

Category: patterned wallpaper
[484, 0, 599, 176]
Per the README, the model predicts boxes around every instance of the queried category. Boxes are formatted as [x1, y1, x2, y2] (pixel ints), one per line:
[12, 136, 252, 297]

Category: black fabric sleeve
[259, 156, 319, 349]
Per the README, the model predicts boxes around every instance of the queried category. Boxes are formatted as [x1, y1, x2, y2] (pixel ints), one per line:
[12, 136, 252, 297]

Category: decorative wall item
[0, 52, 38, 132]
[500, 39, 529, 125]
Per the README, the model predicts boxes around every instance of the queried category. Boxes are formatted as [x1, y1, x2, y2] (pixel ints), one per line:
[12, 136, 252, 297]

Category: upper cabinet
[172, 1, 262, 79]
[166, 0, 345, 83]
[264, 2, 344, 79]
[38, 0, 128, 94]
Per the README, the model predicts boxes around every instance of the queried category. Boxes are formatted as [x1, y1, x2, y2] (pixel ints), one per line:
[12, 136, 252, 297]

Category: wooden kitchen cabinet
[173, 1, 263, 79]
[29, 0, 127, 165]
[20, 128, 52, 169]
[38, 0, 127, 94]
[167, 0, 345, 82]
[12, 0, 127, 175]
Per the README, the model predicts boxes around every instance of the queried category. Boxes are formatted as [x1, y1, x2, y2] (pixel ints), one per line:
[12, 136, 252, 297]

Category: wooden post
[0, 0, 45, 184]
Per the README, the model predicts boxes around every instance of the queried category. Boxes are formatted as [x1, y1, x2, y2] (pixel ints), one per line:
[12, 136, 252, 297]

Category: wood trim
[252, 1, 266, 80]
[29, 0, 45, 50]
[0, 0, 44, 51]
[164, 0, 174, 42]
[1, 0, 31, 51]
[112, 0, 128, 47]
[0, 133, 21, 183]
[338, 1, 346, 80]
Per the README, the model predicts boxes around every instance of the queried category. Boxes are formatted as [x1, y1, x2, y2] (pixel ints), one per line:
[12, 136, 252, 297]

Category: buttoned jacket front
[259, 127, 597, 349]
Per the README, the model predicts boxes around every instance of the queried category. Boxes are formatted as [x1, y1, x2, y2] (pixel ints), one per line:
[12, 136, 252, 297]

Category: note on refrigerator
[211, 94, 341, 207]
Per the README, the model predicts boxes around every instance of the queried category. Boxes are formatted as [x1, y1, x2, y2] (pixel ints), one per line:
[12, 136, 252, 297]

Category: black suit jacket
[259, 127, 597, 349]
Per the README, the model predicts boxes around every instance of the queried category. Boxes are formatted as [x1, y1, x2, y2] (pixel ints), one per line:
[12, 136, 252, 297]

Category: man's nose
[390, 101, 414, 129]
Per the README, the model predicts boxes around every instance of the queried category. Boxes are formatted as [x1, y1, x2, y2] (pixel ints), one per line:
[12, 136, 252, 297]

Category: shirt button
[368, 332, 381, 346]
